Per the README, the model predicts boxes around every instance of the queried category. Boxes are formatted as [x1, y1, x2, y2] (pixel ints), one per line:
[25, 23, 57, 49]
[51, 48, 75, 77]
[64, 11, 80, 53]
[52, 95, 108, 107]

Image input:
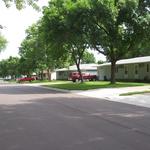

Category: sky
[0, 0, 106, 62]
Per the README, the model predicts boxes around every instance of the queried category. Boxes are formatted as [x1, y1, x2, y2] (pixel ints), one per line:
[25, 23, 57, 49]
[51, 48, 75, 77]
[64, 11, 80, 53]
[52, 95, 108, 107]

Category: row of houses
[98, 56, 150, 81]
[41, 64, 98, 80]
[42, 56, 150, 82]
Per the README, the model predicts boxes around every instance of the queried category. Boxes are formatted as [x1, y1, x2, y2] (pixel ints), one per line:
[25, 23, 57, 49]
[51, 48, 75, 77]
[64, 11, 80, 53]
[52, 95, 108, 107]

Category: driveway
[0, 83, 150, 150]
[78, 85, 150, 108]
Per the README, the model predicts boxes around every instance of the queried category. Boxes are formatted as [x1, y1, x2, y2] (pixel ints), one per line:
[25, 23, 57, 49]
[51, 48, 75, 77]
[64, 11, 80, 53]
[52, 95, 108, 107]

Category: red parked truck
[17, 77, 35, 83]
[69, 72, 97, 82]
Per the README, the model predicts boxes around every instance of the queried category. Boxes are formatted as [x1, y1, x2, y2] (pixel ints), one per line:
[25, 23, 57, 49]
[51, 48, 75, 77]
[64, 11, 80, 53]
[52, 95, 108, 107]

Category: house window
[147, 64, 149, 72]
[124, 65, 128, 74]
[135, 65, 138, 74]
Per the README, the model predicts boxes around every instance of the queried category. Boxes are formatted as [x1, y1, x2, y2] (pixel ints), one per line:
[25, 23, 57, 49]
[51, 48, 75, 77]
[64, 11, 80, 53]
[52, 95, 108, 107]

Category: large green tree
[42, 0, 89, 82]
[19, 22, 70, 80]
[84, 0, 150, 83]
[19, 24, 40, 76]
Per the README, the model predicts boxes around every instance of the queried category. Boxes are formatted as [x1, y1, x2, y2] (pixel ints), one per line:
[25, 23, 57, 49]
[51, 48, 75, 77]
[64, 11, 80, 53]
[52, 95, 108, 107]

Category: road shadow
[1, 83, 150, 150]
[0, 95, 150, 150]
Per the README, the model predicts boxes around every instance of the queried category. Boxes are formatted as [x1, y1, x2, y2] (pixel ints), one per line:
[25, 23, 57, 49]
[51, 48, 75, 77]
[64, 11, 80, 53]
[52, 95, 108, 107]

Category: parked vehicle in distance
[69, 72, 97, 82]
[17, 77, 35, 83]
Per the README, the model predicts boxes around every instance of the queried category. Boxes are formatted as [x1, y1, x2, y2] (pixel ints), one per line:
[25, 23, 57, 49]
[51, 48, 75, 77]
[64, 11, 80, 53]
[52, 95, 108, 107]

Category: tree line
[0, 52, 96, 80]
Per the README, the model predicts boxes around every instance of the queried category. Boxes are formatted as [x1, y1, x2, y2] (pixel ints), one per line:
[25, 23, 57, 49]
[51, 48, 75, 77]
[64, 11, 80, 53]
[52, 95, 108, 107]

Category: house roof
[98, 56, 150, 67]
[56, 64, 99, 72]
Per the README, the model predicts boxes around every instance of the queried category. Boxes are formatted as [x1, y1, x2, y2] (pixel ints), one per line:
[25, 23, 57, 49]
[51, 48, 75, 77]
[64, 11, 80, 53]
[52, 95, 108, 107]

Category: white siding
[98, 62, 150, 81]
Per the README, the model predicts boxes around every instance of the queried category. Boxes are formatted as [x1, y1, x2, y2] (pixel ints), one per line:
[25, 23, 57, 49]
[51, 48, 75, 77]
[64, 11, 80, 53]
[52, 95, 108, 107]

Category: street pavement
[0, 83, 150, 150]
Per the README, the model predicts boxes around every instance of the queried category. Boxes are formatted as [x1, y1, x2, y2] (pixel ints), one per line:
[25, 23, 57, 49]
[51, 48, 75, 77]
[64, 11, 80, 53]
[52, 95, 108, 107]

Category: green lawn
[31, 80, 69, 84]
[7, 79, 65, 84]
[44, 81, 149, 90]
[120, 90, 150, 96]
[31, 80, 50, 83]
[5, 79, 16, 83]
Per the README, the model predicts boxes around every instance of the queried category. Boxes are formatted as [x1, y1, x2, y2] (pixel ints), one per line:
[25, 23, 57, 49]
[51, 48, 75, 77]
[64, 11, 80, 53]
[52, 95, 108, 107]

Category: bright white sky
[0, 0, 106, 62]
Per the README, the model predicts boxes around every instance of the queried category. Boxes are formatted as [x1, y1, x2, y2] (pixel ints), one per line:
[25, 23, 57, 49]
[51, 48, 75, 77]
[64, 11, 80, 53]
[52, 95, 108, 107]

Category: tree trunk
[110, 60, 116, 84]
[71, 51, 84, 83]
[41, 70, 44, 80]
[76, 63, 83, 83]
[47, 68, 51, 81]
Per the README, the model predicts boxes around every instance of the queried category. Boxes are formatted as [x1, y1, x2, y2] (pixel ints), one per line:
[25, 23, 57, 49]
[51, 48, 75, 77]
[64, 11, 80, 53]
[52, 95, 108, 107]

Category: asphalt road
[0, 84, 150, 150]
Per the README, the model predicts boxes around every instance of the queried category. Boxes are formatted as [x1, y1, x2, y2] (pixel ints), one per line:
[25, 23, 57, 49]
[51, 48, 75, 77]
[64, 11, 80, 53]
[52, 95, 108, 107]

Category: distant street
[0, 83, 150, 150]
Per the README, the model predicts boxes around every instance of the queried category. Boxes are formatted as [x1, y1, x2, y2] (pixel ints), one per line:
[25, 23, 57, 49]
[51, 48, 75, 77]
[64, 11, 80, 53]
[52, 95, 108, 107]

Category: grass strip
[44, 81, 149, 90]
[120, 90, 150, 96]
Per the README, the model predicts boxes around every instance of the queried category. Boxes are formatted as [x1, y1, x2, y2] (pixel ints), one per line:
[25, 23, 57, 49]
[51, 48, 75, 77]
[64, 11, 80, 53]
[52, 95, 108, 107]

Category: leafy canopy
[2, 0, 39, 10]
[0, 33, 7, 52]
[82, 51, 96, 64]
[41, 0, 91, 82]
[0, 56, 19, 78]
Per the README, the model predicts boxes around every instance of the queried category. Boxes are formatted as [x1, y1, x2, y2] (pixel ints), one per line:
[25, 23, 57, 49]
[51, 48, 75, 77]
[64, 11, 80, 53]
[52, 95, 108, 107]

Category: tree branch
[96, 23, 110, 36]
[92, 45, 105, 55]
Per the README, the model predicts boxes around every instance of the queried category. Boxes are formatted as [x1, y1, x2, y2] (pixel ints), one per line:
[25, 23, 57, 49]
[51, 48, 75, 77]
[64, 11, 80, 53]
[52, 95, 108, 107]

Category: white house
[97, 56, 150, 81]
[41, 70, 56, 80]
[56, 64, 99, 80]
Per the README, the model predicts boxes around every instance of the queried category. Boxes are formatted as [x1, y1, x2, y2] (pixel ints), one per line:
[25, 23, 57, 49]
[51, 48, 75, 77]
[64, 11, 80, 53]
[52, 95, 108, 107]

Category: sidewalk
[77, 85, 150, 98]
[26, 83, 150, 108]
[77, 85, 150, 108]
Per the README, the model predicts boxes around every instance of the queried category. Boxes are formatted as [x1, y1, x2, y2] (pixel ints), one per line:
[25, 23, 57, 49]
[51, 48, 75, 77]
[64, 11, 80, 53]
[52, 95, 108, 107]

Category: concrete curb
[26, 84, 75, 93]
[40, 85, 71, 93]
